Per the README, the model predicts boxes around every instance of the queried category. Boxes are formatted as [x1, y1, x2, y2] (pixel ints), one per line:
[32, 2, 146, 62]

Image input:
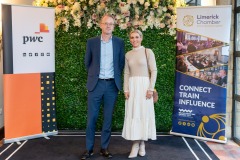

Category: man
[81, 14, 125, 160]
[217, 69, 227, 87]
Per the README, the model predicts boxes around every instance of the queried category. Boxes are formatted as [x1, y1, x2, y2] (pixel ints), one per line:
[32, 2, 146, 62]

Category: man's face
[219, 70, 226, 77]
[100, 16, 115, 35]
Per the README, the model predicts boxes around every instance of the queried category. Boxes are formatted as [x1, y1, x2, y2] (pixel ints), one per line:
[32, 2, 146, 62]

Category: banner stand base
[4, 131, 58, 144]
[170, 130, 227, 144]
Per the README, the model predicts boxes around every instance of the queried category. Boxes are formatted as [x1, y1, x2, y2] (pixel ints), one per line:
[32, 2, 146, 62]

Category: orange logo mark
[35, 23, 49, 34]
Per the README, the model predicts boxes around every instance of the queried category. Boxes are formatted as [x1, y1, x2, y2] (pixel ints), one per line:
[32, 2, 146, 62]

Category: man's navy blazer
[85, 36, 125, 91]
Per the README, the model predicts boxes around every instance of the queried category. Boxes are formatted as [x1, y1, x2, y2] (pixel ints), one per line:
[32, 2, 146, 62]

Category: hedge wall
[55, 27, 176, 132]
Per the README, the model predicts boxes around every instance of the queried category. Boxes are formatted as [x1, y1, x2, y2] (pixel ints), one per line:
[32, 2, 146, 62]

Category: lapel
[96, 36, 101, 66]
[112, 36, 116, 64]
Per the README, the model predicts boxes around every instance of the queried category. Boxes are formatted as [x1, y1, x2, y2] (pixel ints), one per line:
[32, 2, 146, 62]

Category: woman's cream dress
[122, 46, 157, 141]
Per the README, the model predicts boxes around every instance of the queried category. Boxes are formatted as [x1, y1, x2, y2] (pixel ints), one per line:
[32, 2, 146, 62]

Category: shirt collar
[101, 35, 112, 43]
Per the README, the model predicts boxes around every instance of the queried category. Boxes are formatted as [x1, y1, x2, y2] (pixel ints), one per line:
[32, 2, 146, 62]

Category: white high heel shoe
[128, 141, 140, 158]
[138, 141, 146, 157]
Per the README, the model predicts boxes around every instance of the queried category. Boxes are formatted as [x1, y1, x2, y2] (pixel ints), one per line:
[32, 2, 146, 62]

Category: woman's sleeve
[124, 55, 130, 92]
[147, 49, 157, 91]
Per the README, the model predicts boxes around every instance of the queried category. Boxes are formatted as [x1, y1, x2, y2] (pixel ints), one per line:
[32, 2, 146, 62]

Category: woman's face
[130, 32, 142, 48]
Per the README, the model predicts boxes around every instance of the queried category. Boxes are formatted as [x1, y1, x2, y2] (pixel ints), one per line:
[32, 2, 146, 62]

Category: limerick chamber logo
[35, 23, 49, 34]
[183, 15, 194, 27]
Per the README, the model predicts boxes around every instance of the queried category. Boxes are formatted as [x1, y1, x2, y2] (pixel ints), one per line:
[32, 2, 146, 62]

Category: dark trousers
[86, 79, 118, 151]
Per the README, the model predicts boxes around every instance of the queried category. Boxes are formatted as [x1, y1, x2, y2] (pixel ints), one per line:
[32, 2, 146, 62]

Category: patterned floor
[1, 138, 239, 160]
[206, 140, 240, 160]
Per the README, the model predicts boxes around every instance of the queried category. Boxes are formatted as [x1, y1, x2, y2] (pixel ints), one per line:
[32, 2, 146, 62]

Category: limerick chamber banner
[170, 6, 232, 143]
[2, 4, 57, 143]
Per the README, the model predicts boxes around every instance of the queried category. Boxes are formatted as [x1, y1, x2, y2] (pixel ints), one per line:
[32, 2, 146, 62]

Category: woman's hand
[125, 92, 130, 99]
[146, 90, 153, 99]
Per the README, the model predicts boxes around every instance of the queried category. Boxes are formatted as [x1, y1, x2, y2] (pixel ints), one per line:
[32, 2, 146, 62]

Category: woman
[122, 30, 157, 158]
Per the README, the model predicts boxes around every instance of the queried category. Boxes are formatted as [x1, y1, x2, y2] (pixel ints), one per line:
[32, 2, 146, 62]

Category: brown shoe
[81, 150, 93, 160]
[100, 149, 113, 159]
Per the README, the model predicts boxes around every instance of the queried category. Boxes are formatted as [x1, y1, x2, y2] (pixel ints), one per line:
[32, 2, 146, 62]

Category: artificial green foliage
[55, 26, 176, 132]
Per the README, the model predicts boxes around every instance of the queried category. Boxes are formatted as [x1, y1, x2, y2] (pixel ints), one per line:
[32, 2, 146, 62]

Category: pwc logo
[23, 23, 49, 44]
[35, 23, 49, 34]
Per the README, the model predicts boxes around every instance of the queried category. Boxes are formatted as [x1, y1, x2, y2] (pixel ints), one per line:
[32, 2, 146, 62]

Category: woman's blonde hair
[129, 29, 143, 39]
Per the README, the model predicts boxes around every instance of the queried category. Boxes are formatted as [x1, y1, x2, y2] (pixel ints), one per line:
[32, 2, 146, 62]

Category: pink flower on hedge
[92, 13, 97, 20]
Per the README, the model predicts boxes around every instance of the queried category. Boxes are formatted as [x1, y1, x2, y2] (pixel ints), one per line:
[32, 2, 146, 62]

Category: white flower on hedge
[116, 14, 122, 20]
[132, 19, 139, 27]
[119, 3, 130, 13]
[97, 5, 102, 11]
[100, 2, 106, 9]
[162, 6, 167, 12]
[154, 18, 161, 28]
[73, 18, 81, 27]
[138, 0, 144, 5]
[123, 11, 130, 17]
[165, 19, 171, 25]
[83, 6, 87, 10]
[135, 14, 139, 20]
[150, 11, 154, 16]
[159, 23, 165, 28]
[89, 0, 94, 6]
[144, 2, 150, 9]
[62, 17, 69, 32]
[134, 7, 139, 14]
[153, 2, 159, 8]
[164, 13, 171, 18]
[55, 5, 63, 14]
[32, 0, 186, 35]
[127, 0, 132, 4]
[169, 28, 176, 36]
[62, 17, 69, 24]
[119, 23, 127, 30]
[87, 19, 93, 28]
[138, 19, 144, 26]
[119, 1, 126, 7]
[42, 3, 48, 7]
[140, 25, 148, 31]
[176, 0, 186, 7]
[34, 0, 43, 5]
[157, 7, 162, 14]
[170, 15, 177, 29]
[67, 0, 75, 4]
[64, 6, 70, 12]
[72, 2, 80, 11]
[132, 0, 137, 5]
[55, 17, 61, 28]
[147, 18, 154, 29]
[105, 7, 109, 12]
[168, 5, 173, 11]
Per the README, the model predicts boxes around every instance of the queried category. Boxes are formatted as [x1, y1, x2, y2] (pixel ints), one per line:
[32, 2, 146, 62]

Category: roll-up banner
[171, 6, 231, 143]
[2, 4, 57, 144]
